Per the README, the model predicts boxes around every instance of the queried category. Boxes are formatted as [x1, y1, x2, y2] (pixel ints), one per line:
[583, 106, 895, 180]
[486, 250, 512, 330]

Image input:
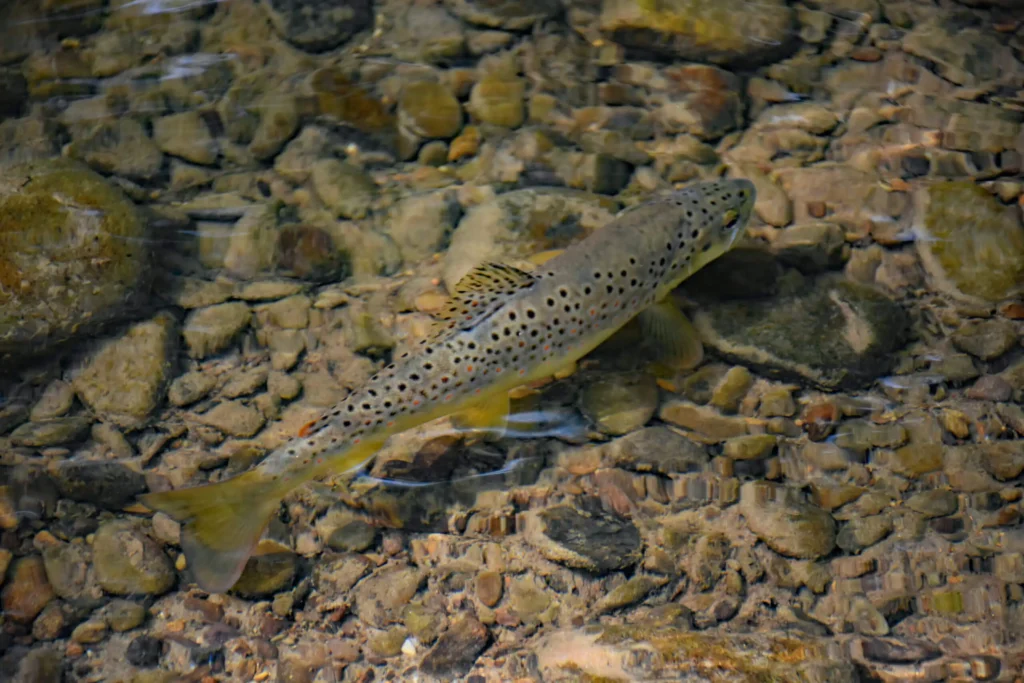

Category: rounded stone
[398, 81, 463, 139]
[0, 158, 149, 358]
[739, 481, 836, 560]
[265, 0, 372, 52]
[92, 520, 176, 596]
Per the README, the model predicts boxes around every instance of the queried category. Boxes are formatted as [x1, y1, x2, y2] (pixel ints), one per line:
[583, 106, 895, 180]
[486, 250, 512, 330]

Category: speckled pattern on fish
[141, 178, 756, 593]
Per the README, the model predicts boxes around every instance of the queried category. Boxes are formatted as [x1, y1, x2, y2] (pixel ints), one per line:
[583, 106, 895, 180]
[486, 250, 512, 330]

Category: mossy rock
[0, 158, 149, 358]
[915, 181, 1024, 303]
[693, 276, 909, 390]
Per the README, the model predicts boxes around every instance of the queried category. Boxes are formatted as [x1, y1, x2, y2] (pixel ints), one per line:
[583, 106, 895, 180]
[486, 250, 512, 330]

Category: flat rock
[596, 0, 795, 66]
[902, 13, 1020, 86]
[0, 158, 150, 358]
[265, 0, 372, 51]
[182, 302, 251, 358]
[50, 460, 147, 509]
[692, 277, 909, 390]
[524, 496, 642, 572]
[73, 313, 177, 430]
[739, 481, 836, 559]
[420, 614, 489, 676]
[10, 417, 92, 447]
[914, 182, 1024, 304]
[600, 426, 709, 474]
[444, 0, 558, 30]
[198, 401, 265, 438]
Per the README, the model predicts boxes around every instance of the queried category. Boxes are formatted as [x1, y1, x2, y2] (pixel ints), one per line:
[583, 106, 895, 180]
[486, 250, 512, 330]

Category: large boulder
[0, 158, 150, 359]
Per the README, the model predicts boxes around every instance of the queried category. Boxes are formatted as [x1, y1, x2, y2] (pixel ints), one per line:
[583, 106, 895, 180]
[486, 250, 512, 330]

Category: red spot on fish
[354, 438, 361, 444]
[466, 365, 474, 372]
[475, 388, 482, 394]
[365, 420, 372, 426]
[544, 345, 551, 351]
[387, 421, 395, 427]
[519, 369, 526, 376]
[570, 328, 577, 335]
[495, 368, 503, 374]
[589, 308, 596, 316]
[445, 394, 453, 401]
[316, 458, 324, 465]
[413, 399, 421, 406]
[298, 421, 316, 437]
[518, 341, 525, 347]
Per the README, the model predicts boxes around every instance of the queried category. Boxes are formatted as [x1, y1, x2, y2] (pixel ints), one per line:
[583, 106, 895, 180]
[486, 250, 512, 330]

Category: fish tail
[140, 471, 285, 594]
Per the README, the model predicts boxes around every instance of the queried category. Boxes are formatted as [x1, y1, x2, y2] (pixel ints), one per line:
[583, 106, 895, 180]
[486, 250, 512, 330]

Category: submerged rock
[73, 313, 177, 430]
[913, 182, 1024, 303]
[739, 481, 836, 559]
[524, 497, 642, 572]
[266, 0, 372, 52]
[692, 277, 909, 390]
[596, 0, 795, 66]
[0, 158, 150, 358]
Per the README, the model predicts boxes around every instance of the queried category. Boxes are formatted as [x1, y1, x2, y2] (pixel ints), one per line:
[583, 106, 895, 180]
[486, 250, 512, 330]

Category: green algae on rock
[913, 181, 1024, 303]
[598, 0, 796, 66]
[0, 158, 150, 358]
[692, 276, 909, 391]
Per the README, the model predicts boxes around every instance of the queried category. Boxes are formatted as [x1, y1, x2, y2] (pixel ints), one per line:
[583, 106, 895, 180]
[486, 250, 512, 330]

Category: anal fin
[637, 298, 704, 375]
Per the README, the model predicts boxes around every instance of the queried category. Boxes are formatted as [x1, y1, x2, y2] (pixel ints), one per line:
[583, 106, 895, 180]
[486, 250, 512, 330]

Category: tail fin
[140, 471, 284, 594]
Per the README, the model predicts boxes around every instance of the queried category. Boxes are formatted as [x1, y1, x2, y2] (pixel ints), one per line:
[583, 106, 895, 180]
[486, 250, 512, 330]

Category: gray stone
[739, 481, 836, 559]
[693, 277, 909, 390]
[51, 461, 146, 510]
[66, 118, 164, 180]
[182, 302, 251, 358]
[265, 0, 372, 51]
[73, 313, 177, 430]
[92, 520, 176, 596]
[524, 497, 642, 571]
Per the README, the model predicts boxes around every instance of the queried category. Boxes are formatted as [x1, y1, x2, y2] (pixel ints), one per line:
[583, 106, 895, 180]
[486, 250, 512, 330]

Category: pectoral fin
[527, 249, 565, 266]
[451, 390, 511, 436]
[637, 298, 704, 374]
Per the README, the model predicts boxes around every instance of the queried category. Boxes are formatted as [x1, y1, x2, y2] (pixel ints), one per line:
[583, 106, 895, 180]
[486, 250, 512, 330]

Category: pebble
[600, 426, 710, 475]
[658, 400, 749, 441]
[886, 443, 944, 478]
[398, 81, 463, 139]
[709, 366, 754, 413]
[353, 565, 424, 628]
[51, 460, 146, 509]
[10, 417, 92, 447]
[105, 599, 147, 631]
[1, 555, 54, 623]
[759, 387, 796, 417]
[467, 76, 525, 128]
[966, 374, 1012, 402]
[92, 422, 134, 459]
[475, 570, 503, 607]
[386, 189, 460, 264]
[951, 319, 1019, 361]
[71, 619, 108, 644]
[594, 575, 668, 613]
[221, 366, 270, 398]
[29, 380, 76, 421]
[311, 159, 377, 219]
[182, 302, 252, 358]
[198, 401, 266, 438]
[835, 514, 893, 552]
[905, 490, 958, 518]
[265, 0, 371, 51]
[579, 373, 659, 435]
[724, 434, 777, 461]
[326, 519, 377, 553]
[168, 371, 218, 407]
[267, 371, 302, 402]
[92, 520, 176, 596]
[126, 635, 163, 668]
[739, 481, 836, 559]
[152, 111, 218, 165]
[419, 614, 489, 676]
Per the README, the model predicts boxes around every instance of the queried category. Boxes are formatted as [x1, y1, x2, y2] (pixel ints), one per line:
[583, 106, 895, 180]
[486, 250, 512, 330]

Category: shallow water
[1, 0, 1023, 681]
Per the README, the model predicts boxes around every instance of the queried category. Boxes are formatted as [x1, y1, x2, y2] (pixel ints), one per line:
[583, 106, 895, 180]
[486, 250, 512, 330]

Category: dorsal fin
[431, 262, 537, 336]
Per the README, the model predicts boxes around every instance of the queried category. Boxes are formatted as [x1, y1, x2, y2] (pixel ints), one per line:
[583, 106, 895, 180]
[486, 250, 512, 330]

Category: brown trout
[142, 178, 756, 592]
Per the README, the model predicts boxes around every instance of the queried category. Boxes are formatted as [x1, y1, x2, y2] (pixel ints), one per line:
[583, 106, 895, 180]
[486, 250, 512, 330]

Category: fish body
[142, 178, 756, 592]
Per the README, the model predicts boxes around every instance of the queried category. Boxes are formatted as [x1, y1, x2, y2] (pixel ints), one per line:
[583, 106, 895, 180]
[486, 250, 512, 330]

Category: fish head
[666, 178, 756, 279]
